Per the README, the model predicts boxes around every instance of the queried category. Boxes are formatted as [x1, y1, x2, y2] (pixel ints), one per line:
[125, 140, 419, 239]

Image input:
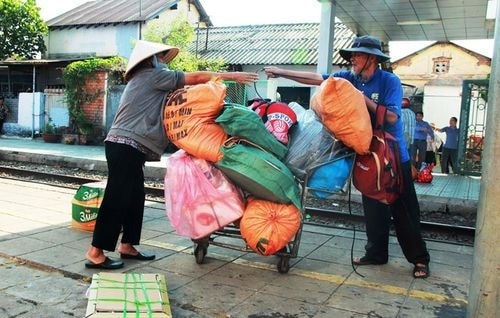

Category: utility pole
[466, 1, 500, 317]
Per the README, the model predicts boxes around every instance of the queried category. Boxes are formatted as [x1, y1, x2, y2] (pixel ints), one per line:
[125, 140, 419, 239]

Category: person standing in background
[412, 111, 434, 170]
[401, 97, 415, 156]
[0, 96, 8, 134]
[425, 132, 442, 166]
[434, 117, 459, 174]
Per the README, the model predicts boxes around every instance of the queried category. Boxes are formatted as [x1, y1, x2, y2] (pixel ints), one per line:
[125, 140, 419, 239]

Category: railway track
[0, 165, 475, 245]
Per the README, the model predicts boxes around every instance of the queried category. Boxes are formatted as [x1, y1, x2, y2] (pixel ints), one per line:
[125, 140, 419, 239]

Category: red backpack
[352, 105, 403, 204]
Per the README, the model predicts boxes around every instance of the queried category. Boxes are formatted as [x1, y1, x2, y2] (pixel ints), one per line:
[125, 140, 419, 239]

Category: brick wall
[81, 71, 107, 134]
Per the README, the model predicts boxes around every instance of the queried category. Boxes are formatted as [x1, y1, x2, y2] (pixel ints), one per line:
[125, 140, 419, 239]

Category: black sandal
[413, 263, 430, 278]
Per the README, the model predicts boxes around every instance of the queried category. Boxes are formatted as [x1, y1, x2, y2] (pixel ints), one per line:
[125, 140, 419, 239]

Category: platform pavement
[0, 135, 481, 214]
[0, 176, 472, 317]
[0, 135, 476, 317]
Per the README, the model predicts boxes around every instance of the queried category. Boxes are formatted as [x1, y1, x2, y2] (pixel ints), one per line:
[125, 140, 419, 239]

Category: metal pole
[466, 1, 500, 317]
[195, 22, 200, 58]
[31, 65, 35, 139]
[316, 0, 336, 74]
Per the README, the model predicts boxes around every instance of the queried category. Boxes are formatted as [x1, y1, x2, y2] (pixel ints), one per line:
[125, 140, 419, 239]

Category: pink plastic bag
[164, 150, 245, 239]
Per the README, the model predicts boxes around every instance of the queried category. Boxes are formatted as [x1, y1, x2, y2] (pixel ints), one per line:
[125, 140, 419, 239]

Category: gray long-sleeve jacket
[107, 68, 185, 159]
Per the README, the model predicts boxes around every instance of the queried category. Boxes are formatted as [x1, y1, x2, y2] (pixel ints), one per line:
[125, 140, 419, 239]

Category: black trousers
[411, 139, 427, 170]
[361, 161, 430, 265]
[92, 142, 146, 251]
[425, 151, 436, 165]
[440, 147, 457, 174]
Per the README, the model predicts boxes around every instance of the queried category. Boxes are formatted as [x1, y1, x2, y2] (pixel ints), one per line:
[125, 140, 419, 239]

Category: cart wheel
[277, 245, 288, 255]
[194, 244, 207, 264]
[277, 256, 290, 274]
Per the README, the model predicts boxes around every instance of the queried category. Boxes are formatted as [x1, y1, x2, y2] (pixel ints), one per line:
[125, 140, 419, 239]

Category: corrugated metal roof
[189, 23, 355, 66]
[47, 0, 181, 27]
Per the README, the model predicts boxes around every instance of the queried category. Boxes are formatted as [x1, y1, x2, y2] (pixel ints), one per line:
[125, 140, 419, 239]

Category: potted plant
[77, 119, 95, 145]
[42, 118, 61, 143]
[61, 126, 79, 144]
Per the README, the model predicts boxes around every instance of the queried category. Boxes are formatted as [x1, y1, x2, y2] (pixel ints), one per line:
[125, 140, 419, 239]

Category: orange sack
[311, 77, 372, 155]
[164, 80, 228, 162]
[240, 197, 301, 256]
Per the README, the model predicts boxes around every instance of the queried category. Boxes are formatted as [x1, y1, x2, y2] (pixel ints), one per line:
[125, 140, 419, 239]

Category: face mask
[152, 55, 168, 70]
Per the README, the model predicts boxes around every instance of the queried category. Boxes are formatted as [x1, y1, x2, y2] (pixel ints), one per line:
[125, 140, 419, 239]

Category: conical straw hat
[125, 40, 179, 80]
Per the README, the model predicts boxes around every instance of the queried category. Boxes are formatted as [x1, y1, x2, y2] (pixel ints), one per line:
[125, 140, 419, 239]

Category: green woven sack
[215, 103, 288, 160]
[215, 139, 301, 209]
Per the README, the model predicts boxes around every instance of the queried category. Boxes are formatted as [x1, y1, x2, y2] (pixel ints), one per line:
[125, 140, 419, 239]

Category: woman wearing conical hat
[85, 40, 258, 269]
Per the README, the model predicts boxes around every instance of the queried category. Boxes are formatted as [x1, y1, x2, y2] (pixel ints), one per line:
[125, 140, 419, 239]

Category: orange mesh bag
[164, 80, 227, 162]
[240, 197, 301, 256]
[311, 77, 372, 154]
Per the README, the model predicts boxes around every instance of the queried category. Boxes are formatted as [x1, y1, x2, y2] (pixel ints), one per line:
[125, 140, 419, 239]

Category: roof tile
[48, 0, 180, 27]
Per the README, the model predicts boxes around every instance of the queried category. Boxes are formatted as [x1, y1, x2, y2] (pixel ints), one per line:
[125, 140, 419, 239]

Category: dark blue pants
[361, 161, 430, 265]
[92, 141, 146, 251]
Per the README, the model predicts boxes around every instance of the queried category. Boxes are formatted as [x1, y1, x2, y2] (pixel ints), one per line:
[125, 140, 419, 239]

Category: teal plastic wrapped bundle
[308, 155, 354, 198]
[215, 139, 301, 209]
[215, 103, 288, 160]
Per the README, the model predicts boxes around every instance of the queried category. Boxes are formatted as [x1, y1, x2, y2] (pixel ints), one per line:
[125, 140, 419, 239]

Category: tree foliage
[144, 17, 226, 72]
[0, 0, 48, 60]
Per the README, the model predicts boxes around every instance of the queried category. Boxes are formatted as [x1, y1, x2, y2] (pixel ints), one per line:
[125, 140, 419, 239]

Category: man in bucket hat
[264, 35, 430, 279]
[85, 40, 258, 269]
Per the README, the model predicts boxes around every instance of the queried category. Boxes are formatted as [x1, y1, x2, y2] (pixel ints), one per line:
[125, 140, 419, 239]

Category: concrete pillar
[316, 0, 336, 74]
[466, 2, 500, 317]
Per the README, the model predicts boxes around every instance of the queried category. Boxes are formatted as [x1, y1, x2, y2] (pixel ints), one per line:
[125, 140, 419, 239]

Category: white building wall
[423, 85, 462, 129]
[18, 93, 44, 132]
[47, 24, 139, 59]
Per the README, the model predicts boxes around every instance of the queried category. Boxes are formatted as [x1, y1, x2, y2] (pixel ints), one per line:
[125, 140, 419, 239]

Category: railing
[457, 79, 489, 176]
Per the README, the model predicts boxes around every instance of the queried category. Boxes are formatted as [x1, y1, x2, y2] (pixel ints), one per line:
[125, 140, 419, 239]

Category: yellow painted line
[296, 270, 467, 306]
[143, 239, 467, 306]
[142, 239, 191, 252]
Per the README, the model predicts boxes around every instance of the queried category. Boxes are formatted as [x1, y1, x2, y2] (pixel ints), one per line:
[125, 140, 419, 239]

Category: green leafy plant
[63, 57, 126, 135]
[43, 119, 58, 134]
[42, 117, 61, 143]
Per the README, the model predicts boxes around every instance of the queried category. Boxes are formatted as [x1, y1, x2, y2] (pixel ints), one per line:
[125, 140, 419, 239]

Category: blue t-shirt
[414, 120, 434, 141]
[328, 68, 408, 162]
[441, 126, 459, 149]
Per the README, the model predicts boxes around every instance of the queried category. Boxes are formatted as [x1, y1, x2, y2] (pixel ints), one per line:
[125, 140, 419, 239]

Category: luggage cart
[192, 152, 356, 274]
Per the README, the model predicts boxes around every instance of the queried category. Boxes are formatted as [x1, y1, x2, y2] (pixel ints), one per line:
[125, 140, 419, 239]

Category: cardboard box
[85, 272, 172, 318]
[72, 181, 106, 231]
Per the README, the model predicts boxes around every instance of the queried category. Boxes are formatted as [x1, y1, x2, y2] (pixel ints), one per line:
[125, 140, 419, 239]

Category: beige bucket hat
[125, 40, 179, 80]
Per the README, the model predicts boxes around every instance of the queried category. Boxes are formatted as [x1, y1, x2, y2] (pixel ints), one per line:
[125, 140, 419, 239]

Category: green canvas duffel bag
[215, 139, 301, 210]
